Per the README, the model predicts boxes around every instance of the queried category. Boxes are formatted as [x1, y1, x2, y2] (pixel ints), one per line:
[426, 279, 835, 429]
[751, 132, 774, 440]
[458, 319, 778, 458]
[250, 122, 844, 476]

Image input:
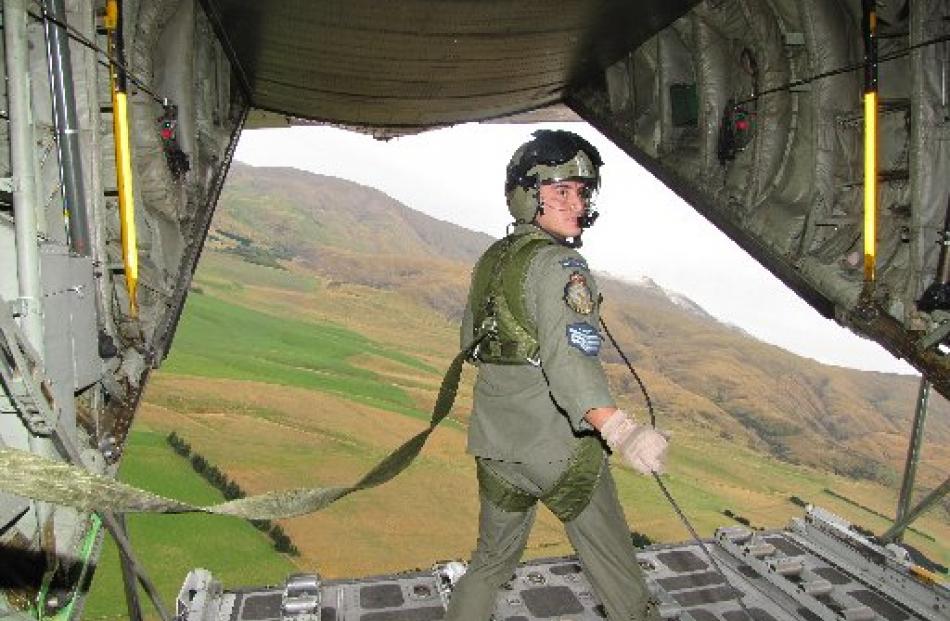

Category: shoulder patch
[566, 322, 601, 356]
[559, 256, 589, 270]
[564, 272, 594, 315]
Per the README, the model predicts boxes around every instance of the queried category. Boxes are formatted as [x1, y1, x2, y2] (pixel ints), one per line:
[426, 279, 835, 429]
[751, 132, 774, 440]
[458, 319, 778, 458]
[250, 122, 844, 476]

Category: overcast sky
[234, 123, 916, 376]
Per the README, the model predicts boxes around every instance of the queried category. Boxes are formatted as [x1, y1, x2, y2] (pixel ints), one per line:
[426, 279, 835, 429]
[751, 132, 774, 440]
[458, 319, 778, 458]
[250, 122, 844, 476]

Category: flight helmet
[505, 129, 603, 226]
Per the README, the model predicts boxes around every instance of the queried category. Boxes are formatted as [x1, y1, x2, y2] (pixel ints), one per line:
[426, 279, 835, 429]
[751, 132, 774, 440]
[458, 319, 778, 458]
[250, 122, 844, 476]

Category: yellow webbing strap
[0, 338, 481, 521]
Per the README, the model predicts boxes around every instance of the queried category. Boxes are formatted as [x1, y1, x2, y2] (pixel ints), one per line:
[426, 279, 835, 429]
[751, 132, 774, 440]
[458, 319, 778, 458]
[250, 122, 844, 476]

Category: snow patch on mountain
[598, 271, 713, 320]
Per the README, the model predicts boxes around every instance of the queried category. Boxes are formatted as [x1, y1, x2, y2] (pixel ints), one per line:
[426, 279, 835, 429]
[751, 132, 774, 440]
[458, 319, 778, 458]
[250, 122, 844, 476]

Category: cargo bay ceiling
[204, 0, 700, 126]
[199, 0, 949, 392]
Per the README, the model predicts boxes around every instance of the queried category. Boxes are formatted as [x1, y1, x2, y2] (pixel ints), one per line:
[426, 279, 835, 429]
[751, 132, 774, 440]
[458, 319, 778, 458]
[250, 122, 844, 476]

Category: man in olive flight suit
[446, 130, 669, 621]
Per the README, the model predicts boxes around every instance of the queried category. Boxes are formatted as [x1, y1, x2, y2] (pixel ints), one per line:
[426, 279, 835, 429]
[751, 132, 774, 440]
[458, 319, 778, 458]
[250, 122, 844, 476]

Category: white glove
[600, 409, 668, 475]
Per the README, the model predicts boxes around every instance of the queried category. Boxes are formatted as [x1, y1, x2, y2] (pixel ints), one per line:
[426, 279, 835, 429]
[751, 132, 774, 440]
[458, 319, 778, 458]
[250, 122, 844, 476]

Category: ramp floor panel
[182, 510, 947, 621]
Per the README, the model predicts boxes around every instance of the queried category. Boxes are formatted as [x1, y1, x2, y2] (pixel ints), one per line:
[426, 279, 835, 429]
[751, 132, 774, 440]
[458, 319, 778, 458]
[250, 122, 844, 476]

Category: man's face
[535, 180, 590, 239]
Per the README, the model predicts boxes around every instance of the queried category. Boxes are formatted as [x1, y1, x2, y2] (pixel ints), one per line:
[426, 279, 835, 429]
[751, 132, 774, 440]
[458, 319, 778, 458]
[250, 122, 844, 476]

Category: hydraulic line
[42, 0, 90, 257]
[104, 0, 138, 316]
[863, 0, 879, 284]
[61, 513, 102, 620]
[36, 513, 102, 620]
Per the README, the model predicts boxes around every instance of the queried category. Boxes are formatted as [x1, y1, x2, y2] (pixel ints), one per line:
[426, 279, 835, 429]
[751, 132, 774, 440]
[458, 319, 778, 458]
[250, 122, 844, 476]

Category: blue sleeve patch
[566, 322, 601, 356]
[559, 257, 588, 270]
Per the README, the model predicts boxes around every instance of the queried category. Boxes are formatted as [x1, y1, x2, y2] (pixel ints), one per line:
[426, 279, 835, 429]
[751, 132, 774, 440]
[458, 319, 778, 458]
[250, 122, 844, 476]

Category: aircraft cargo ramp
[175, 507, 948, 621]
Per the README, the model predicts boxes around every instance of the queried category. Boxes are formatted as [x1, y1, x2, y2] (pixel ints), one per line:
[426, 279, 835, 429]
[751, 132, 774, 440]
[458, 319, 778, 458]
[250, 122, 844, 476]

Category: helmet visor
[528, 151, 599, 188]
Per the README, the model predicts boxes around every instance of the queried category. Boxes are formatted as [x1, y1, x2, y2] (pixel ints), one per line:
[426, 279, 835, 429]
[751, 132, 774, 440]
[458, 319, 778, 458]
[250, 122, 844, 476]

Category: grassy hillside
[164, 292, 437, 420]
[598, 279, 950, 488]
[216, 163, 494, 263]
[210, 164, 950, 491]
[192, 252, 949, 559]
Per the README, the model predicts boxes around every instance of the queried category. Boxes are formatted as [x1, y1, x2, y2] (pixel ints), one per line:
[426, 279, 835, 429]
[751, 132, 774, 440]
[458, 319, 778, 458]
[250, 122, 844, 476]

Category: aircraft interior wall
[0, 0, 245, 616]
[569, 0, 950, 394]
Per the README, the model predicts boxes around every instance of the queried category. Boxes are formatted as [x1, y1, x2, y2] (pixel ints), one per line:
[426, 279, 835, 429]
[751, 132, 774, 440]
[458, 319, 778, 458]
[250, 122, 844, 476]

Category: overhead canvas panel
[203, 0, 700, 126]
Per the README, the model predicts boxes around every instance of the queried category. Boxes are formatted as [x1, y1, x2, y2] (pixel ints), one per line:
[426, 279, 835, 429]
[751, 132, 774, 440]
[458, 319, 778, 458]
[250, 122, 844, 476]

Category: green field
[83, 428, 296, 620]
[164, 292, 439, 420]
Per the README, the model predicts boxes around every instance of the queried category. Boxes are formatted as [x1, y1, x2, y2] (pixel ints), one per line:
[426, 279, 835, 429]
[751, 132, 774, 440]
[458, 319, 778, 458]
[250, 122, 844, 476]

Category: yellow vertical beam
[863, 90, 878, 282]
[105, 0, 138, 316]
[111, 90, 138, 316]
[862, 0, 878, 285]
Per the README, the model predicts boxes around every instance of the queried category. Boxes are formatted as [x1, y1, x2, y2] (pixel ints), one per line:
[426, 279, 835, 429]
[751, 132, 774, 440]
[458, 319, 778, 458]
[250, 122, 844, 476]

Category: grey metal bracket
[882, 477, 950, 544]
[785, 508, 948, 621]
[784, 32, 805, 46]
[916, 310, 950, 352]
[5, 297, 26, 317]
[895, 379, 931, 540]
[716, 527, 873, 621]
[0, 301, 54, 435]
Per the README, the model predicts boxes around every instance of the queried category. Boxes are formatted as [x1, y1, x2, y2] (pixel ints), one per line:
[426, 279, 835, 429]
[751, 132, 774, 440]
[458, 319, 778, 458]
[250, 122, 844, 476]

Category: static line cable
[651, 472, 753, 617]
[599, 316, 654, 427]
[26, 3, 165, 105]
[600, 315, 753, 618]
[734, 32, 950, 107]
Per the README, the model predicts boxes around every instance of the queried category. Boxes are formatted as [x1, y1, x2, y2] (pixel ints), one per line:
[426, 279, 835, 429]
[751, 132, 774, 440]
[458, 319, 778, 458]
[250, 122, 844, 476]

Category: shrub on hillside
[270, 525, 300, 556]
[723, 509, 752, 527]
[830, 455, 896, 485]
[728, 408, 800, 463]
[167, 432, 301, 557]
[190, 454, 208, 473]
[166, 432, 191, 457]
[630, 531, 652, 548]
[251, 519, 272, 531]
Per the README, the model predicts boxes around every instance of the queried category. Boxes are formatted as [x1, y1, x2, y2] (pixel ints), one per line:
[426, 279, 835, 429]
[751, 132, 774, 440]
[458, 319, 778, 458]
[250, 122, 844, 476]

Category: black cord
[735, 32, 950, 106]
[599, 316, 654, 428]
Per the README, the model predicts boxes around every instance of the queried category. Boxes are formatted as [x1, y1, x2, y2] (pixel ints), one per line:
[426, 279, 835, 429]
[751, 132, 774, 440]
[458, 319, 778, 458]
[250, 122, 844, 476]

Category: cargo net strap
[0, 338, 480, 521]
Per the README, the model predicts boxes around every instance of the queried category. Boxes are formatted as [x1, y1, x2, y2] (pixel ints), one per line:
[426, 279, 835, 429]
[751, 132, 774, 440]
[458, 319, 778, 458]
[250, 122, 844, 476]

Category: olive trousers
[444, 456, 659, 621]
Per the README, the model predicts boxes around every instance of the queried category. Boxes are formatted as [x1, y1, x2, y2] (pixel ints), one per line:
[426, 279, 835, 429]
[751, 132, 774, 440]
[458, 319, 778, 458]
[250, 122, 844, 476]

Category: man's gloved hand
[600, 409, 668, 475]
